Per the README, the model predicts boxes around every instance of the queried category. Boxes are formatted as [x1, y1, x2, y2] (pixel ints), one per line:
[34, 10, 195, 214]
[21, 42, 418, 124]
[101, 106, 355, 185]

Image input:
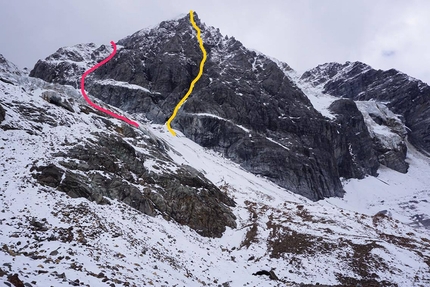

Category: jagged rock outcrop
[30, 13, 348, 201]
[0, 53, 21, 75]
[328, 99, 379, 178]
[0, 104, 5, 123]
[33, 128, 236, 238]
[29, 43, 111, 86]
[356, 101, 409, 173]
[301, 61, 430, 156]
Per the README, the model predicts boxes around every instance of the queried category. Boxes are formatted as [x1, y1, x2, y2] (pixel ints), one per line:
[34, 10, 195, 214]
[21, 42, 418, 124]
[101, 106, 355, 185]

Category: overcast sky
[1, 0, 430, 84]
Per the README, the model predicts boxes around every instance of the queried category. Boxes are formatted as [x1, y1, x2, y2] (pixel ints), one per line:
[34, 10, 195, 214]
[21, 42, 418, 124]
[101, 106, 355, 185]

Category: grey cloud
[382, 50, 396, 57]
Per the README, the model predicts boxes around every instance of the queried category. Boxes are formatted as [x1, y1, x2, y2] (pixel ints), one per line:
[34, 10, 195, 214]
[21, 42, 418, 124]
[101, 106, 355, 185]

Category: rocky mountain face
[29, 13, 400, 201]
[355, 100, 409, 173]
[328, 98, 379, 178]
[301, 61, 430, 159]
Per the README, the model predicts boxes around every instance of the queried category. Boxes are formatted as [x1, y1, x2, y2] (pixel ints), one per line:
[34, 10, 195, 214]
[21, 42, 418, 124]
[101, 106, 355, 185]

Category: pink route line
[80, 41, 139, 128]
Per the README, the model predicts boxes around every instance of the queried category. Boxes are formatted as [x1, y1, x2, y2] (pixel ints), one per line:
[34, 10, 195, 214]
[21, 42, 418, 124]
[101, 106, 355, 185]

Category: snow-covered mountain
[30, 13, 400, 202]
[1, 11, 430, 286]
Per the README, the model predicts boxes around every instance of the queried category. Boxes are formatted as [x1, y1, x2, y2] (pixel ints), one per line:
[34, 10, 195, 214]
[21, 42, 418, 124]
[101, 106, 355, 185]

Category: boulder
[42, 90, 74, 113]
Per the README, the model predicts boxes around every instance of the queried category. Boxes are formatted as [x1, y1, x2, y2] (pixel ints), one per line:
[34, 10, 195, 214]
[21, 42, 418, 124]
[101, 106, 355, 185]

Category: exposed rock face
[0, 103, 5, 123]
[33, 129, 236, 238]
[29, 43, 111, 86]
[301, 61, 430, 156]
[328, 99, 379, 178]
[356, 101, 409, 173]
[30, 13, 347, 201]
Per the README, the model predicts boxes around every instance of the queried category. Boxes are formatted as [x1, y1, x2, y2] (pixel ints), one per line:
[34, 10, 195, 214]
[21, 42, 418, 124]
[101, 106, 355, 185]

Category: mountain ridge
[301, 60, 430, 157]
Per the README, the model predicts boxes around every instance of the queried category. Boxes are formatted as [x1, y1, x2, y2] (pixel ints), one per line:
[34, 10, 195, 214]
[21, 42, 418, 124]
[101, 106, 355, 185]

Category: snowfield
[1, 70, 430, 286]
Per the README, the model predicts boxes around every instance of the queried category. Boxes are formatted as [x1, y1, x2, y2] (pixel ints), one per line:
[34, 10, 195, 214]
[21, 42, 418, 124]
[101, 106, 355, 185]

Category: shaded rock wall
[328, 99, 379, 178]
[33, 128, 236, 238]
[0, 103, 5, 123]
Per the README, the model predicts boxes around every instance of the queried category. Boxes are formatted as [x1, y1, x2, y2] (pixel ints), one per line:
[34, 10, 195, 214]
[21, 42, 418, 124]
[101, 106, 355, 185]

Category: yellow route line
[166, 10, 207, 136]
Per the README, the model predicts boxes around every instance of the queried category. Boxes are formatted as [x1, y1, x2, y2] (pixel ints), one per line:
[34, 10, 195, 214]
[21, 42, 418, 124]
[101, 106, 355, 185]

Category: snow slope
[285, 70, 338, 119]
[326, 142, 430, 229]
